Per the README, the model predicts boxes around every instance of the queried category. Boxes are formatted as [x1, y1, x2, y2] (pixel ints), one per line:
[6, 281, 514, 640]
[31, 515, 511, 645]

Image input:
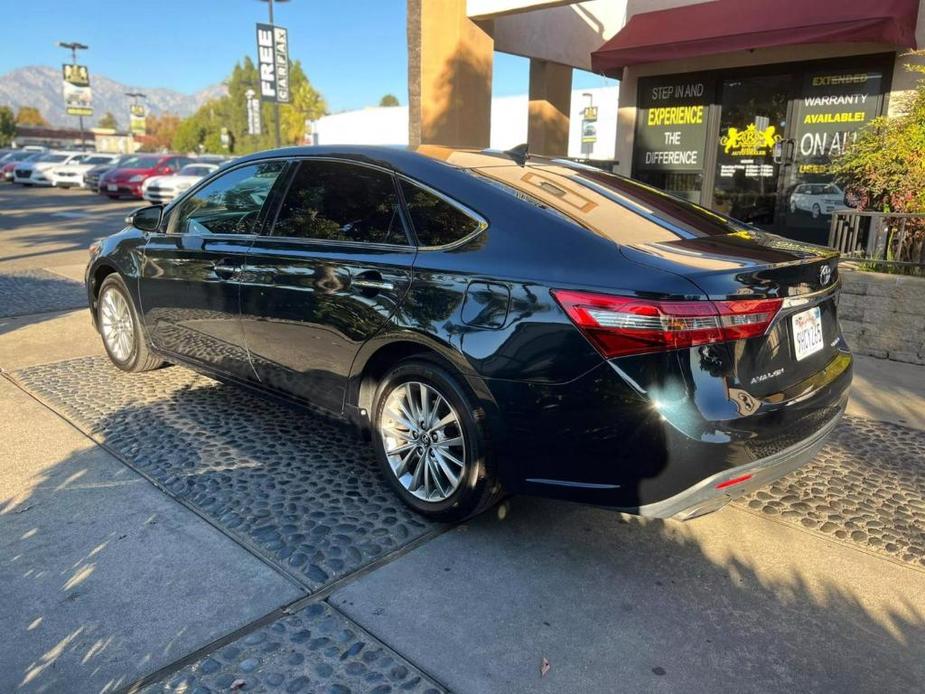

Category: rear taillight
[552, 289, 782, 358]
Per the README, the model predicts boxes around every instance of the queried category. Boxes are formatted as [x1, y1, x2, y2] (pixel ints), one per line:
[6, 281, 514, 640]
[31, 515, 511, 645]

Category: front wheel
[97, 274, 163, 373]
[371, 358, 502, 522]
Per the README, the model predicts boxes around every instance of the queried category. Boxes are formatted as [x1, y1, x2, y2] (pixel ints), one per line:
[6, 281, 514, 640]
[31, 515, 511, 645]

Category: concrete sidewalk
[332, 498, 925, 693]
[0, 362, 302, 692]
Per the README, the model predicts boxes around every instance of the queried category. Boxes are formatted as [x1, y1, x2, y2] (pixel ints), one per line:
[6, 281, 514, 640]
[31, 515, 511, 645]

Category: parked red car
[98, 154, 190, 199]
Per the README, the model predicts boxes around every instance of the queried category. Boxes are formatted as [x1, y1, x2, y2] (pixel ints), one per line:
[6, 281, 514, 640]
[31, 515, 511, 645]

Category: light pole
[125, 92, 146, 152]
[58, 41, 89, 149]
[257, 0, 289, 148]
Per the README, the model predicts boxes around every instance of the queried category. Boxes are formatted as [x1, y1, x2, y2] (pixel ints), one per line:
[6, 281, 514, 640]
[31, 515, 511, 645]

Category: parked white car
[13, 151, 86, 186]
[46, 153, 120, 189]
[142, 162, 219, 203]
[789, 183, 846, 219]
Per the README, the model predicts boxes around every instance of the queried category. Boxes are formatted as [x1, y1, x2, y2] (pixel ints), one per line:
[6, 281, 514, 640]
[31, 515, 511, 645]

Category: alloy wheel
[100, 287, 134, 362]
[379, 380, 467, 503]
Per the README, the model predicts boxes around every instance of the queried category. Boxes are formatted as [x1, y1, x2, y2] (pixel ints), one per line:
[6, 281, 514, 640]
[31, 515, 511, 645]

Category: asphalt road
[1, 184, 923, 693]
[0, 184, 136, 273]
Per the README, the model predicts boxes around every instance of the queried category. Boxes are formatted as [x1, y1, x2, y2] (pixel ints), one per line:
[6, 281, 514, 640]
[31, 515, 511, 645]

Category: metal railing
[829, 210, 925, 273]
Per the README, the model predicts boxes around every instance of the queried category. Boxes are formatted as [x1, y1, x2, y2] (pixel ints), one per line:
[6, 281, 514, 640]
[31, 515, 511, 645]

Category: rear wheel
[371, 358, 502, 522]
[97, 274, 163, 373]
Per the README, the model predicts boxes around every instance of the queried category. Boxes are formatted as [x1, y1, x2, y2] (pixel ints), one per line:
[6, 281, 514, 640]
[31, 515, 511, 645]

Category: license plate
[107, 184, 118, 191]
[792, 306, 824, 361]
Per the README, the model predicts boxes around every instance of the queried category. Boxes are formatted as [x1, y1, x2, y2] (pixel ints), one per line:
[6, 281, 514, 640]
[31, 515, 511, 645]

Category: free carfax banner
[256, 23, 290, 104]
[62, 63, 93, 117]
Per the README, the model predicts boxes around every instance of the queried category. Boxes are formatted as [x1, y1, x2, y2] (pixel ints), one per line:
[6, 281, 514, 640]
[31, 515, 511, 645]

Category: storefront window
[781, 69, 884, 244]
[632, 75, 711, 204]
[711, 75, 789, 228]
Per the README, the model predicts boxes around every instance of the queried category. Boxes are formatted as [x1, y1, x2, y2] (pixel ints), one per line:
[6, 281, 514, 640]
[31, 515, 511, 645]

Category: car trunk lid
[620, 231, 842, 396]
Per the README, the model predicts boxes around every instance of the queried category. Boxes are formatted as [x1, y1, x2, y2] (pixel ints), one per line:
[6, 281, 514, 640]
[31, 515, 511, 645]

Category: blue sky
[0, 0, 615, 111]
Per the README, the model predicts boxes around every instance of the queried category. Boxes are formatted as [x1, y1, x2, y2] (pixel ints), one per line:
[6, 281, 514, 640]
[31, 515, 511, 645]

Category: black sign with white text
[634, 76, 710, 172]
[256, 22, 290, 104]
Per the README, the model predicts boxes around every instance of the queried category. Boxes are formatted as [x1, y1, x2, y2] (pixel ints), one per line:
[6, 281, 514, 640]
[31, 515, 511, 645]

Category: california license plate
[107, 184, 118, 192]
[792, 306, 824, 361]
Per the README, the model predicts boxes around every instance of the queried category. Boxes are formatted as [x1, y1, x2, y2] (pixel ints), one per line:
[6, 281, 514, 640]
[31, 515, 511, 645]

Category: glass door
[711, 75, 792, 230]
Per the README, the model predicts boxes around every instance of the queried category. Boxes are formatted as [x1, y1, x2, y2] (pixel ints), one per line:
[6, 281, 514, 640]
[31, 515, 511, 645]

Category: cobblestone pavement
[0, 269, 86, 317]
[12, 356, 436, 591]
[145, 602, 444, 694]
[736, 415, 925, 567]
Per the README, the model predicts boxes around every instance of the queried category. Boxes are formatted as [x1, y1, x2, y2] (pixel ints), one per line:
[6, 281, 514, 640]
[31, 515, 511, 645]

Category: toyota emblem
[819, 264, 832, 286]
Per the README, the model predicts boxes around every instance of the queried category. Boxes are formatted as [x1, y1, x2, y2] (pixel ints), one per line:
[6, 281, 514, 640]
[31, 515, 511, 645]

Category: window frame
[395, 173, 488, 251]
[162, 157, 292, 237]
[263, 156, 415, 250]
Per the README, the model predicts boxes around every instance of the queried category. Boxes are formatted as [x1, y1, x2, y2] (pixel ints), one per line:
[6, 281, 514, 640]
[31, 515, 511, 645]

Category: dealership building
[409, 0, 924, 243]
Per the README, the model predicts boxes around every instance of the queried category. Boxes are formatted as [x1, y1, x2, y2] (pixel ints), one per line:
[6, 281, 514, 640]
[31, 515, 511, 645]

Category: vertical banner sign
[129, 104, 146, 135]
[634, 76, 710, 173]
[245, 89, 262, 135]
[62, 64, 93, 117]
[256, 23, 290, 103]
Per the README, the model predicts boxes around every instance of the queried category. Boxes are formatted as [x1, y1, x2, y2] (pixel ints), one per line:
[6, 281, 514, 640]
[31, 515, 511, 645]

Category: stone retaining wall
[838, 267, 925, 365]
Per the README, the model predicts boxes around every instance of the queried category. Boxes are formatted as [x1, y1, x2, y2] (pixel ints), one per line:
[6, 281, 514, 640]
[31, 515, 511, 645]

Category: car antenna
[503, 143, 529, 167]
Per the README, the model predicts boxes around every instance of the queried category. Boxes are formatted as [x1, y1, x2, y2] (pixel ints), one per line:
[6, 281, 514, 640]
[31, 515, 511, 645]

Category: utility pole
[125, 92, 147, 153]
[58, 41, 89, 150]
[258, 0, 289, 148]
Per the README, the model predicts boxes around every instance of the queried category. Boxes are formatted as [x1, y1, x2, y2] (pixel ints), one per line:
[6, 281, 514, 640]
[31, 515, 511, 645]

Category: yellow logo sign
[721, 123, 781, 157]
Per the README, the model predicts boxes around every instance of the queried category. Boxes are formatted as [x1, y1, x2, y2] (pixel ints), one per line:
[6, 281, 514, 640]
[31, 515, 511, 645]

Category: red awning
[591, 0, 919, 76]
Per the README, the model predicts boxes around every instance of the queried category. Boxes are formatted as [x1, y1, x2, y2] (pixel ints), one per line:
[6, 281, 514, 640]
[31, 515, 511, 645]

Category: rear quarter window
[399, 179, 483, 247]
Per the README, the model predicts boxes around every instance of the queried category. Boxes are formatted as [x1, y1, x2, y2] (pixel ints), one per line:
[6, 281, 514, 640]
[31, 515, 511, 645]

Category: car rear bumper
[636, 405, 843, 520]
[484, 345, 852, 516]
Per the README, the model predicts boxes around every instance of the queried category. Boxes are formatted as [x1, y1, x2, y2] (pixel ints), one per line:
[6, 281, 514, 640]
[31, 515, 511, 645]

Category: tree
[97, 112, 118, 130]
[832, 79, 925, 213]
[171, 56, 327, 154]
[0, 106, 14, 147]
[15, 106, 47, 127]
[140, 113, 181, 152]
[379, 94, 400, 107]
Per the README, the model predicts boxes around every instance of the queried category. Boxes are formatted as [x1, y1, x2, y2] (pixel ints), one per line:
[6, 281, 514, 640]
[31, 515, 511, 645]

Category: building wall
[839, 268, 925, 365]
[314, 86, 618, 159]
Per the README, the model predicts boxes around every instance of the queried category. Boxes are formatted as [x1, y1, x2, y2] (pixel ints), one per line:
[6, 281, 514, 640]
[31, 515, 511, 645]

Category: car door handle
[352, 272, 394, 292]
[213, 261, 241, 279]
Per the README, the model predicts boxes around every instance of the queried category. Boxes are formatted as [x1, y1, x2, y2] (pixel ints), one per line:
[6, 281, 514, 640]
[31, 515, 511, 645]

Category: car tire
[96, 274, 163, 373]
[812, 203, 821, 219]
[371, 357, 503, 522]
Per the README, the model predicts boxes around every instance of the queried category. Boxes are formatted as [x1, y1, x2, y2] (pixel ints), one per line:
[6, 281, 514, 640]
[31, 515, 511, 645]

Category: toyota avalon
[85, 146, 851, 522]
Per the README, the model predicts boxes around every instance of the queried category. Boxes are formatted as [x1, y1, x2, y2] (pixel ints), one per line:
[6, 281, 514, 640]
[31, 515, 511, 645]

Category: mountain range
[0, 65, 227, 129]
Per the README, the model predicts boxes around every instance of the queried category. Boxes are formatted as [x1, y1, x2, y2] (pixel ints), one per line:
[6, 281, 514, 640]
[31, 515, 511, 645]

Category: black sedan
[85, 146, 851, 521]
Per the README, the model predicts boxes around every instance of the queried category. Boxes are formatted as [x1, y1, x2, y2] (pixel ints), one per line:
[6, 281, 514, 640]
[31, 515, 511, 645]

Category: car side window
[399, 179, 483, 247]
[167, 161, 285, 235]
[272, 160, 408, 245]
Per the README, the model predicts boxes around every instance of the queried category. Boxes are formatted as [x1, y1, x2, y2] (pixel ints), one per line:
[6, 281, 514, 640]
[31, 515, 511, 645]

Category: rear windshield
[472, 162, 751, 244]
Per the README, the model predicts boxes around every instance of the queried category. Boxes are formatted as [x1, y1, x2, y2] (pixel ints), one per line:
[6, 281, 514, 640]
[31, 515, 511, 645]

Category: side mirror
[126, 205, 163, 232]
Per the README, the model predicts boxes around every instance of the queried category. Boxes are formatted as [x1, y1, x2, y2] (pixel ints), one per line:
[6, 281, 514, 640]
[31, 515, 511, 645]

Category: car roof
[230, 144, 571, 173]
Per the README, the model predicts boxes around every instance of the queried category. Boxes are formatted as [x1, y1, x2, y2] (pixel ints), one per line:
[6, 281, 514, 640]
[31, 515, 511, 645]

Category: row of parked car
[0, 148, 230, 204]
